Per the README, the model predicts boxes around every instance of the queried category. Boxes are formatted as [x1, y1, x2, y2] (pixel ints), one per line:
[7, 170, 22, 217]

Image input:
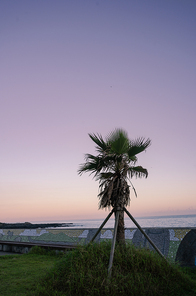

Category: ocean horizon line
[2, 213, 196, 225]
[28, 213, 196, 224]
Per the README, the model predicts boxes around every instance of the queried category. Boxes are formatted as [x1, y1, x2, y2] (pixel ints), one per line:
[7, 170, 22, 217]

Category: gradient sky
[1, 0, 196, 223]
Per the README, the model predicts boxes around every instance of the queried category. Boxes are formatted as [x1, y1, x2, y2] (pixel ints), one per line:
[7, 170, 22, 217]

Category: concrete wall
[0, 227, 195, 265]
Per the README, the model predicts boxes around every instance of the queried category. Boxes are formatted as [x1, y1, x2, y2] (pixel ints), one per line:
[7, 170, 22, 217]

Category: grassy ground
[36, 242, 196, 296]
[0, 247, 63, 296]
[1, 243, 196, 296]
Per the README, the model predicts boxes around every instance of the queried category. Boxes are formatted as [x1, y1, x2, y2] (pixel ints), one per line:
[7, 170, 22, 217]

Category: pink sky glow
[0, 0, 196, 223]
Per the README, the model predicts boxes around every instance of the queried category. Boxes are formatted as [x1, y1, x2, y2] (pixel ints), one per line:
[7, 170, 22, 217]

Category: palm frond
[98, 172, 115, 181]
[129, 155, 138, 163]
[107, 128, 129, 155]
[128, 179, 138, 197]
[128, 137, 151, 158]
[128, 166, 148, 178]
[78, 155, 103, 176]
[79, 154, 111, 176]
[89, 133, 108, 153]
[78, 161, 99, 176]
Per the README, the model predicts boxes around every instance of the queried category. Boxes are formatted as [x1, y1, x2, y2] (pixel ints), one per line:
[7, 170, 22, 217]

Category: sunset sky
[1, 0, 196, 223]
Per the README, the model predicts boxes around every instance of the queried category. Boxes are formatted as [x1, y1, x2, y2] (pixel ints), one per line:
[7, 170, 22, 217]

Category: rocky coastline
[0, 222, 73, 229]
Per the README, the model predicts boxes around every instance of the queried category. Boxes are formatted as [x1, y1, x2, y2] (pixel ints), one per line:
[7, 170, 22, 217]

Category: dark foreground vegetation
[1, 243, 196, 296]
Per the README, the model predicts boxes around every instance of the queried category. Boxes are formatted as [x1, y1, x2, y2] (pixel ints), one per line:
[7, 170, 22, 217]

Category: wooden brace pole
[124, 207, 166, 260]
[90, 208, 115, 243]
[108, 210, 120, 278]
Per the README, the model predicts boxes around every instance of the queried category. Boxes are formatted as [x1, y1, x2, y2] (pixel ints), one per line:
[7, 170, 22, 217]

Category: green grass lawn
[0, 248, 61, 296]
[1, 244, 196, 296]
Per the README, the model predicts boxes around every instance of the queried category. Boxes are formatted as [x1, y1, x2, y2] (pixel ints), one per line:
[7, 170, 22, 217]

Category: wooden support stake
[108, 210, 119, 278]
[90, 209, 115, 243]
[123, 207, 166, 260]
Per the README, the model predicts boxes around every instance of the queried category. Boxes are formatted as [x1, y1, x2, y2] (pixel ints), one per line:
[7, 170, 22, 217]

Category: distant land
[0, 222, 73, 229]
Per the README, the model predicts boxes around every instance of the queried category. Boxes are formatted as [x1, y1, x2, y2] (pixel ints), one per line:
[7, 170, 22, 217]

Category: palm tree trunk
[115, 209, 125, 244]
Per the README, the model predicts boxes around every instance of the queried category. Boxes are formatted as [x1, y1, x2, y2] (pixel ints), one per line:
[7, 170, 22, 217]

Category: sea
[36, 214, 196, 229]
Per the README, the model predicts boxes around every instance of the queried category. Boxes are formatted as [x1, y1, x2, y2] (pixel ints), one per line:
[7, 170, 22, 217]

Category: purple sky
[1, 0, 196, 223]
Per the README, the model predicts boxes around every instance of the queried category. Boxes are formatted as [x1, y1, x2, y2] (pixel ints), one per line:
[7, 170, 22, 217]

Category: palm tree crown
[78, 128, 151, 211]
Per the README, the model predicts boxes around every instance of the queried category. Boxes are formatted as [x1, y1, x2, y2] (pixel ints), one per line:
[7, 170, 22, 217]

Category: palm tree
[78, 128, 151, 244]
